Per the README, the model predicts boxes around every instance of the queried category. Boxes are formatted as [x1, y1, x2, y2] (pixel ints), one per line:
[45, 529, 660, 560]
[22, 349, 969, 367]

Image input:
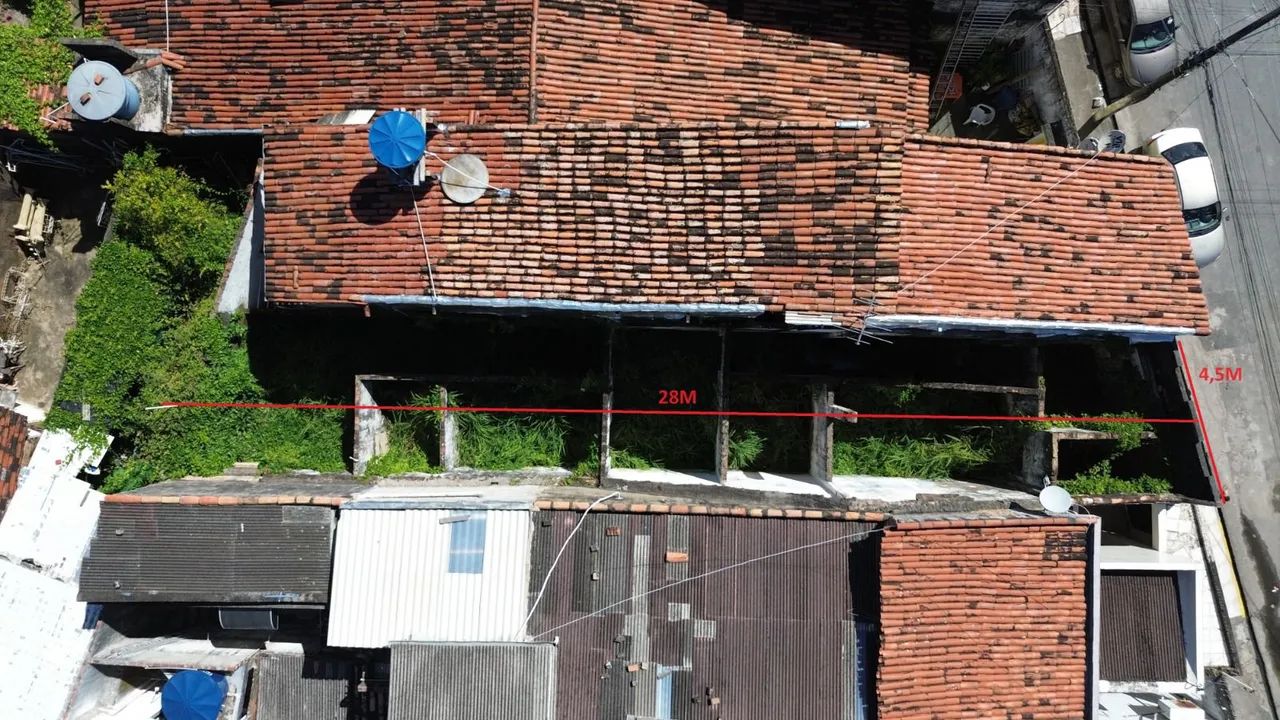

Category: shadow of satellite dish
[348, 170, 433, 226]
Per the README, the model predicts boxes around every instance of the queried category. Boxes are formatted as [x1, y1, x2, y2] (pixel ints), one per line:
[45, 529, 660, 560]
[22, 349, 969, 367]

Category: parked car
[1145, 127, 1226, 267]
[1103, 0, 1178, 86]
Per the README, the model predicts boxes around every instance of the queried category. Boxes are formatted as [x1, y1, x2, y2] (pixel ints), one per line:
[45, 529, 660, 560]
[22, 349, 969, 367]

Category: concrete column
[810, 383, 834, 485]
[713, 328, 729, 484]
[439, 385, 458, 470]
[599, 327, 615, 485]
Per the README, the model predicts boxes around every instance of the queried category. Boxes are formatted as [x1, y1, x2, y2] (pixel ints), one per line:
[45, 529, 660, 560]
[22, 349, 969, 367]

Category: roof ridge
[907, 132, 1167, 164]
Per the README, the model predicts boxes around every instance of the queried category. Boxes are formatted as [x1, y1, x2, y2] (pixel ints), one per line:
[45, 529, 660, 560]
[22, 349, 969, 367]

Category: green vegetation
[1059, 461, 1172, 496]
[49, 149, 346, 491]
[726, 428, 764, 470]
[367, 391, 574, 474]
[0, 0, 98, 142]
[106, 150, 245, 296]
[1032, 413, 1151, 451]
[832, 434, 990, 479]
[1038, 414, 1168, 495]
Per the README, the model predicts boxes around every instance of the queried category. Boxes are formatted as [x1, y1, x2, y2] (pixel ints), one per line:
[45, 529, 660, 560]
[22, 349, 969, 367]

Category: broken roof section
[84, 0, 927, 131]
[264, 125, 1209, 335]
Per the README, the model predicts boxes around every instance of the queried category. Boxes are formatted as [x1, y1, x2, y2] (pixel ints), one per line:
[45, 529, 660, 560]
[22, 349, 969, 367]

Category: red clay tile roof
[84, 0, 927, 130]
[265, 123, 903, 322]
[264, 124, 1211, 332]
[878, 516, 1093, 720]
[84, 0, 533, 129]
[0, 408, 28, 518]
[534, 0, 929, 127]
[900, 136, 1210, 333]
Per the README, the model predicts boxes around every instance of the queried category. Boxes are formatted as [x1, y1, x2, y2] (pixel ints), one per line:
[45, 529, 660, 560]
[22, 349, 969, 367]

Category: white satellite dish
[439, 153, 488, 205]
[1039, 484, 1074, 514]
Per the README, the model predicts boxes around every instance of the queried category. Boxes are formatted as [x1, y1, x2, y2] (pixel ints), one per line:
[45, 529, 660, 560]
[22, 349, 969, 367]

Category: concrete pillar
[439, 385, 458, 470]
[599, 328, 615, 485]
[713, 328, 729, 484]
[810, 383, 834, 485]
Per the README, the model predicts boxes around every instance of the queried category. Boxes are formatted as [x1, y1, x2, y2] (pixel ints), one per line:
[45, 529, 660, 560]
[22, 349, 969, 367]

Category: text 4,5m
[1199, 367, 1243, 384]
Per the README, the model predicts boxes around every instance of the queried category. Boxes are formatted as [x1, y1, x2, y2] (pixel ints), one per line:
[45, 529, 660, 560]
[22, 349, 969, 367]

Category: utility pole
[1078, 5, 1280, 138]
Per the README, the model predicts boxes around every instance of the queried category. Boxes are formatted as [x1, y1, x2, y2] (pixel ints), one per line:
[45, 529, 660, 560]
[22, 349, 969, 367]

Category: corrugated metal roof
[255, 651, 387, 720]
[388, 642, 555, 720]
[526, 511, 875, 720]
[327, 508, 532, 648]
[91, 637, 259, 671]
[0, 561, 94, 720]
[1101, 571, 1187, 682]
[79, 504, 334, 603]
[0, 429, 103, 581]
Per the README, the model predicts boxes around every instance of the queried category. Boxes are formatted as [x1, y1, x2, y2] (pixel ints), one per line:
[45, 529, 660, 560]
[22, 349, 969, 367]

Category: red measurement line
[1177, 339, 1228, 502]
[157, 401, 1197, 424]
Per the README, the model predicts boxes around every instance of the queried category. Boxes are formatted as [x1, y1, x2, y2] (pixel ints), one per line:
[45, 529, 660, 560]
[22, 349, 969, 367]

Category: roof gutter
[180, 128, 264, 136]
[863, 314, 1197, 342]
[359, 295, 767, 319]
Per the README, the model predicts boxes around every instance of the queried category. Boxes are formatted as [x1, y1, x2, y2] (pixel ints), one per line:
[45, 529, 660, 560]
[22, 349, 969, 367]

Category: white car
[1145, 128, 1225, 267]
[1106, 0, 1179, 86]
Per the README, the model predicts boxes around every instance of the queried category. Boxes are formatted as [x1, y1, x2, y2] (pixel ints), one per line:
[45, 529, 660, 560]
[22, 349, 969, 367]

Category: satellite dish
[439, 154, 488, 204]
[368, 111, 426, 169]
[1039, 484, 1074, 514]
[67, 60, 140, 121]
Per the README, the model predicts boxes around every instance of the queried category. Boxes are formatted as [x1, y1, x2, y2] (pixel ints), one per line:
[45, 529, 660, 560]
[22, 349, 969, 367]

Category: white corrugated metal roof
[0, 561, 95, 720]
[327, 508, 533, 648]
[0, 430, 105, 581]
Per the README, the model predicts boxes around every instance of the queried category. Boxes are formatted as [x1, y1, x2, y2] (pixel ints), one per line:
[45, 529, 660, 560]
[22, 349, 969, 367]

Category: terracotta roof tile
[265, 123, 903, 322]
[263, 124, 1210, 332]
[878, 517, 1092, 720]
[0, 408, 27, 518]
[85, 0, 927, 130]
[86, 0, 534, 129]
[534, 0, 929, 127]
[899, 136, 1210, 333]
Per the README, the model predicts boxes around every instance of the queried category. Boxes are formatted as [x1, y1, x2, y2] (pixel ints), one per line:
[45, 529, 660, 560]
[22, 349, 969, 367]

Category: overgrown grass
[455, 412, 568, 470]
[0, 0, 98, 142]
[1059, 460, 1171, 496]
[832, 435, 991, 479]
[48, 149, 347, 491]
[367, 392, 572, 473]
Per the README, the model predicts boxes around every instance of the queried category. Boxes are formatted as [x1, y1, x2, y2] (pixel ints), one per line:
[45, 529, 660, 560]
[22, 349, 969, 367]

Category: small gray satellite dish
[1039, 484, 1074, 514]
[439, 154, 489, 205]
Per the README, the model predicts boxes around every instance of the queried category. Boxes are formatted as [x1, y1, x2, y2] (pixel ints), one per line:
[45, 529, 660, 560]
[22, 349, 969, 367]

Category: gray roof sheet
[389, 642, 555, 720]
[79, 504, 334, 603]
[1101, 571, 1187, 682]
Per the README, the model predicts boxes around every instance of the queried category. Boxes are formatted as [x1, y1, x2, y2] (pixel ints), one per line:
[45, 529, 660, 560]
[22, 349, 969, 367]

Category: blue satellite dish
[161, 670, 228, 720]
[369, 111, 427, 169]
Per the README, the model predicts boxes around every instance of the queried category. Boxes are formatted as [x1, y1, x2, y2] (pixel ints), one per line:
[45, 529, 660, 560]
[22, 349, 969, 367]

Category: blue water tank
[67, 60, 140, 121]
[161, 670, 228, 720]
[368, 111, 427, 169]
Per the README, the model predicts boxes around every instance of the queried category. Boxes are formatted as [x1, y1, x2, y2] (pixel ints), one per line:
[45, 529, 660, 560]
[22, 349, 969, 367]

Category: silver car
[1106, 0, 1178, 86]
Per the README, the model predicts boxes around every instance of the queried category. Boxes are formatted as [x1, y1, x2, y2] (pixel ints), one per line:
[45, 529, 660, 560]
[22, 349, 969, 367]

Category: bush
[106, 149, 244, 296]
[0, 0, 97, 142]
[1058, 460, 1171, 496]
[49, 149, 345, 490]
[45, 240, 170, 437]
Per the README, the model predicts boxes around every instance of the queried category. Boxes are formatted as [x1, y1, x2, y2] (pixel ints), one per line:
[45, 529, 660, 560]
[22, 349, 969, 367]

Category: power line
[530, 525, 889, 639]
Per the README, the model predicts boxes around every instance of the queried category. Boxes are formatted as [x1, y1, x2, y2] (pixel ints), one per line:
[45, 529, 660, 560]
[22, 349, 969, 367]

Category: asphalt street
[1082, 0, 1280, 714]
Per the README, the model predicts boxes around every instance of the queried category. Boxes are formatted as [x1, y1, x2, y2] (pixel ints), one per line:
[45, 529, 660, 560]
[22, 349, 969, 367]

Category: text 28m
[658, 389, 698, 405]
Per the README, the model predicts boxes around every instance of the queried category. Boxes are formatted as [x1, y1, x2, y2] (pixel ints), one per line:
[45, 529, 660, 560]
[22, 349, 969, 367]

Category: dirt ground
[1, 163, 105, 413]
